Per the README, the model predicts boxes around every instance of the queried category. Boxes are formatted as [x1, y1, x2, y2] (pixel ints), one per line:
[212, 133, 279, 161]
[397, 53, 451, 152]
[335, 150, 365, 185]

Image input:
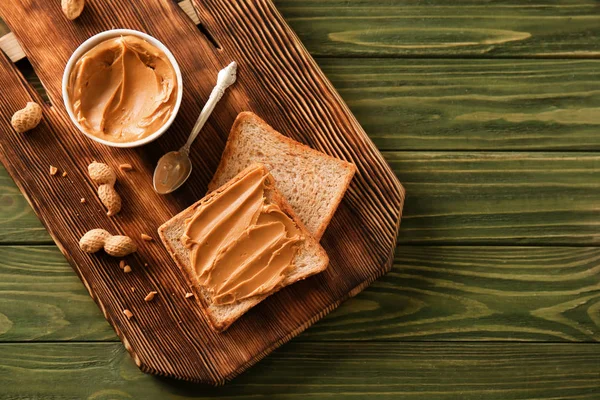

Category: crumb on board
[119, 163, 133, 172]
[80, 198, 86, 203]
[185, 292, 194, 299]
[49, 165, 58, 176]
[144, 291, 158, 302]
[61, 171, 67, 177]
[124, 265, 132, 273]
[119, 260, 125, 269]
[141, 233, 153, 242]
[123, 309, 133, 320]
[131, 287, 136, 293]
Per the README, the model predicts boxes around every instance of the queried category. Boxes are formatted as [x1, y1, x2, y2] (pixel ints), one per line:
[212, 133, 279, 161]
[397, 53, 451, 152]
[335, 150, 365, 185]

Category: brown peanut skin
[104, 235, 137, 257]
[11, 102, 42, 133]
[88, 162, 115, 186]
[61, 0, 85, 20]
[79, 229, 110, 253]
[88, 162, 121, 216]
[79, 229, 136, 258]
[98, 185, 122, 216]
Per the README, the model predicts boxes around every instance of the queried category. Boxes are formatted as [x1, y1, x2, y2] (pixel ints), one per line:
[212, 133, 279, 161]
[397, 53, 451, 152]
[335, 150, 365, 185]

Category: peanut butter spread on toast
[181, 166, 303, 305]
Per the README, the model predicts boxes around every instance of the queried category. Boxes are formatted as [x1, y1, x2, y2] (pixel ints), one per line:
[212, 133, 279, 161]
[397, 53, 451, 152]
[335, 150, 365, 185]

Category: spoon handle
[181, 61, 238, 154]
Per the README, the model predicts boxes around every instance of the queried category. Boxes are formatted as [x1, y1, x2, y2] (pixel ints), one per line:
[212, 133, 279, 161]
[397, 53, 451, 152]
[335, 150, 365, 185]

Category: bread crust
[208, 111, 356, 239]
[158, 163, 329, 332]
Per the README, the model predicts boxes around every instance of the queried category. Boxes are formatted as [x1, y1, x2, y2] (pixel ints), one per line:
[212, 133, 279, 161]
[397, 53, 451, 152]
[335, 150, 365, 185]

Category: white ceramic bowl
[62, 29, 183, 148]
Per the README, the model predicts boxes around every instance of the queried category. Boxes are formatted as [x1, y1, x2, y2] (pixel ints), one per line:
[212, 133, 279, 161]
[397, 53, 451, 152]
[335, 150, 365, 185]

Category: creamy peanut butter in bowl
[62, 29, 183, 148]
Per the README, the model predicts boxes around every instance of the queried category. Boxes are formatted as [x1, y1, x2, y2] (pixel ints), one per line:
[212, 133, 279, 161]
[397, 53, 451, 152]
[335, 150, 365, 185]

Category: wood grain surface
[4, 1, 600, 59]
[2, 245, 599, 343]
[4, 151, 599, 246]
[0, 0, 403, 384]
[276, 0, 600, 58]
[11, 58, 600, 151]
[0, 246, 115, 341]
[308, 246, 600, 342]
[0, 1, 199, 63]
[388, 152, 600, 245]
[319, 59, 600, 151]
[0, 165, 49, 243]
[1, 0, 600, 397]
[1, 342, 599, 399]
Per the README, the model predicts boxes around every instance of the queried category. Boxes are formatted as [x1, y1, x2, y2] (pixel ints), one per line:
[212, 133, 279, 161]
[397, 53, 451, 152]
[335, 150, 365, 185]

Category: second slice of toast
[209, 112, 356, 240]
[158, 164, 329, 332]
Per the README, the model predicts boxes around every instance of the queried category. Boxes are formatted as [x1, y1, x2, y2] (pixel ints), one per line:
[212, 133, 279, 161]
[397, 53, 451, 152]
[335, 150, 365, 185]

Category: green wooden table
[1, 1, 599, 398]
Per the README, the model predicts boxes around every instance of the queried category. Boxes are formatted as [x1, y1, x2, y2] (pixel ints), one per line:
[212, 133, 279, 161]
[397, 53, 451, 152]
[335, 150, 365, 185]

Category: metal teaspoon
[153, 61, 238, 194]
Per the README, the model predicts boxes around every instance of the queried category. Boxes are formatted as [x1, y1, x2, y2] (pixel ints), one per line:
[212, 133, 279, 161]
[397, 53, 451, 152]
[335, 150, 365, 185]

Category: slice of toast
[158, 164, 329, 332]
[208, 112, 356, 240]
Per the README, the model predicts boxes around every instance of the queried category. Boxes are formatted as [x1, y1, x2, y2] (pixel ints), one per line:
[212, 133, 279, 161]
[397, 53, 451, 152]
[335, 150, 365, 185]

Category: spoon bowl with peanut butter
[153, 62, 238, 194]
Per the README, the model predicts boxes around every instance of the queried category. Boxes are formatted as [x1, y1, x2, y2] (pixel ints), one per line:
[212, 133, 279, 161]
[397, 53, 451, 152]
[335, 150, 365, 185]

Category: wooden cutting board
[0, 0, 404, 384]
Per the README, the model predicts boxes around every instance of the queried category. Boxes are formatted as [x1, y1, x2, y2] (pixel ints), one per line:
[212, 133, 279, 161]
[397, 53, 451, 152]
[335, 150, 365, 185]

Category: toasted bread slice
[158, 164, 329, 332]
[208, 112, 356, 240]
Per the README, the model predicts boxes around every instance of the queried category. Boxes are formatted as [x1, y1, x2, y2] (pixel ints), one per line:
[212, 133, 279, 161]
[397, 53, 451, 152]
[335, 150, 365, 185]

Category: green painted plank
[276, 0, 600, 58]
[2, 246, 599, 342]
[0, 342, 598, 399]
[320, 58, 600, 150]
[3, 2, 600, 59]
[2, 152, 599, 245]
[390, 152, 600, 245]
[307, 246, 600, 342]
[15, 59, 600, 150]
[0, 246, 114, 341]
[0, 165, 49, 243]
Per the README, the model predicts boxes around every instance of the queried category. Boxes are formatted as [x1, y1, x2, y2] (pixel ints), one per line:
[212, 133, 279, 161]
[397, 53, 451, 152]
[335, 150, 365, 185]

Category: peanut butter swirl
[181, 166, 302, 305]
[67, 35, 177, 143]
